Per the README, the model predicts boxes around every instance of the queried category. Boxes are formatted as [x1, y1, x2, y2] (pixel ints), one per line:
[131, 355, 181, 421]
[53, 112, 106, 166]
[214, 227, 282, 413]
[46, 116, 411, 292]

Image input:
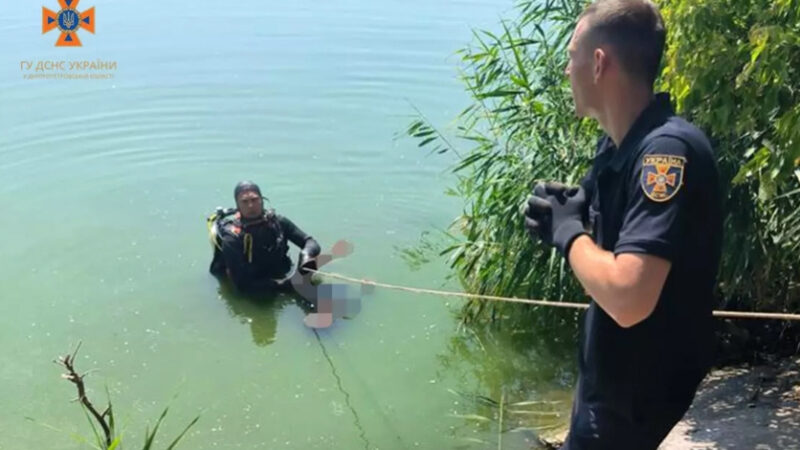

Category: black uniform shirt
[578, 93, 723, 418]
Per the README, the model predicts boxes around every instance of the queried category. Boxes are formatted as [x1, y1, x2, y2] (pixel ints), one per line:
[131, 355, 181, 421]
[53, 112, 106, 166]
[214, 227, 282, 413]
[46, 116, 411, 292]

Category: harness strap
[244, 233, 253, 264]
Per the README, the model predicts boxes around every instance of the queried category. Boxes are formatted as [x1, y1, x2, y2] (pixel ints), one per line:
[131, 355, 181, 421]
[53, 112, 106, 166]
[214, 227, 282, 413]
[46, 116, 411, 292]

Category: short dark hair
[580, 0, 666, 86]
[234, 180, 262, 201]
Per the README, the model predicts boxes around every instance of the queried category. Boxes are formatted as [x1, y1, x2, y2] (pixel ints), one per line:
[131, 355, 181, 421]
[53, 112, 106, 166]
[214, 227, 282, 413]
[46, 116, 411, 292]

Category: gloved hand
[535, 181, 572, 199]
[524, 182, 571, 243]
[524, 182, 588, 257]
[298, 249, 318, 275]
[304, 238, 321, 258]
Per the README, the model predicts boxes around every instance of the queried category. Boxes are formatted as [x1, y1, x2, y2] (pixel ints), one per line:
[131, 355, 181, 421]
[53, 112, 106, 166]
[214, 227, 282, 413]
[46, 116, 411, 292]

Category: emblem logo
[641, 154, 686, 202]
[42, 0, 95, 47]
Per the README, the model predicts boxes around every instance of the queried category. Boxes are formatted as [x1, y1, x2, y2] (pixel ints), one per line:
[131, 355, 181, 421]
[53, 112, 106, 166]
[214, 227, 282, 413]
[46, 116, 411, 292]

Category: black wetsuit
[210, 212, 320, 293]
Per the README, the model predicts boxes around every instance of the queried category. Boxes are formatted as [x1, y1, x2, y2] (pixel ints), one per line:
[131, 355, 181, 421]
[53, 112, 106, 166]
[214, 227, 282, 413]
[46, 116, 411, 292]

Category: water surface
[0, 1, 575, 448]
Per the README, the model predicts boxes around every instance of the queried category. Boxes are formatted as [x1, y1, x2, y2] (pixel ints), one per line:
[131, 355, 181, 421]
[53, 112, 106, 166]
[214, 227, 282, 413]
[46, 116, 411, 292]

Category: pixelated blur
[290, 239, 374, 328]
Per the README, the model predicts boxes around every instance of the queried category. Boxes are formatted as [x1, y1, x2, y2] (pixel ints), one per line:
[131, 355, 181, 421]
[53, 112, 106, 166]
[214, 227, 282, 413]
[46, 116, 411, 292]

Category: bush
[408, 0, 800, 356]
[659, 0, 800, 329]
[405, 0, 594, 333]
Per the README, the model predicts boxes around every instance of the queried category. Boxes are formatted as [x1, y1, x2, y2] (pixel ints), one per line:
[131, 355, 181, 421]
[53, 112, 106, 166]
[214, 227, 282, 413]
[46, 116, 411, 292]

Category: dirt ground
[541, 356, 800, 450]
[661, 356, 800, 449]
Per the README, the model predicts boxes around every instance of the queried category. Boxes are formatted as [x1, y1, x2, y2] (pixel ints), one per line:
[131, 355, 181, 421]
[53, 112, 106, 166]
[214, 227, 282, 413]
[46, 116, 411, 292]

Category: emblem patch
[640, 154, 686, 202]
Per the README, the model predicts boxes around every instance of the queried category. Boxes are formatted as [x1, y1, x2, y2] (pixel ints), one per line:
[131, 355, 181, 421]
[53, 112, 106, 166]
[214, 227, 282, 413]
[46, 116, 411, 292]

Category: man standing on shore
[524, 1, 723, 448]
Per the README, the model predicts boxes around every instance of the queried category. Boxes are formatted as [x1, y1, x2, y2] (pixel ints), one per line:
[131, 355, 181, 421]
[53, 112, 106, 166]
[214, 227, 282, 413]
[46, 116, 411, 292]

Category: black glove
[294, 238, 319, 274]
[524, 182, 572, 243]
[525, 182, 588, 256]
[535, 181, 571, 198]
[303, 238, 321, 257]
[298, 250, 318, 275]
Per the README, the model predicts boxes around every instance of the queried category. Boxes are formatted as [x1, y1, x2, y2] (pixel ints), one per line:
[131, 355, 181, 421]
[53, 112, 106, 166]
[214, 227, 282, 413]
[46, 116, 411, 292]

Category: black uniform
[210, 212, 318, 293]
[563, 94, 723, 449]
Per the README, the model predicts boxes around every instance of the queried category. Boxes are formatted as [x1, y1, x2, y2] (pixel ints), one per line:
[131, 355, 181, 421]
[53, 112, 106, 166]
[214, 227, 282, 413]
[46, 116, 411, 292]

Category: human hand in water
[330, 240, 354, 258]
[313, 240, 354, 269]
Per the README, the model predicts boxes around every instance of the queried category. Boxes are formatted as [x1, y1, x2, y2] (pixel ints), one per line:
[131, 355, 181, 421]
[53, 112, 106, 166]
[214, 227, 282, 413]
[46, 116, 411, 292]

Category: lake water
[0, 1, 575, 448]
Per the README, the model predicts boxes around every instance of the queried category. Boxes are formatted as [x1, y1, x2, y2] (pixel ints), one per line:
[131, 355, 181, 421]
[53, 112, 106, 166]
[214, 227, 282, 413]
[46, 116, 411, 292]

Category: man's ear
[593, 48, 607, 83]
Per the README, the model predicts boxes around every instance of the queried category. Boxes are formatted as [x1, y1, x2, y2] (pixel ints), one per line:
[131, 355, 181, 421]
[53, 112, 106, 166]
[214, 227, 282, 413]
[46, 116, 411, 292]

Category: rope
[711, 310, 800, 321]
[307, 268, 800, 322]
[312, 329, 372, 450]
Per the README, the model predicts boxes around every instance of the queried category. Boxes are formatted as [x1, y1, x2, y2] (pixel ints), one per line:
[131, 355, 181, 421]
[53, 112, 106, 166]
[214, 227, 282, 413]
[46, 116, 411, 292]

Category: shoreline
[542, 356, 800, 449]
[662, 355, 800, 449]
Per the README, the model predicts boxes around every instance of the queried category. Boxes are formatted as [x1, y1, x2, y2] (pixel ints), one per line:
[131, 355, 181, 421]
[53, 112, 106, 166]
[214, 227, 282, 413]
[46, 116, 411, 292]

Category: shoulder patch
[640, 154, 686, 202]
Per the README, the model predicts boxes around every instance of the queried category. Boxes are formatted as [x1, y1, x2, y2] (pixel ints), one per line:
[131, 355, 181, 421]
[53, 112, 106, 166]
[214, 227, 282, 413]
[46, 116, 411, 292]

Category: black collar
[240, 212, 272, 229]
[597, 92, 674, 173]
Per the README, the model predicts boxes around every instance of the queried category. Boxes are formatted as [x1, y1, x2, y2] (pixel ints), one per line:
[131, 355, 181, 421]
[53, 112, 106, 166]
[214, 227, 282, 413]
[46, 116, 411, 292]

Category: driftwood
[55, 342, 113, 447]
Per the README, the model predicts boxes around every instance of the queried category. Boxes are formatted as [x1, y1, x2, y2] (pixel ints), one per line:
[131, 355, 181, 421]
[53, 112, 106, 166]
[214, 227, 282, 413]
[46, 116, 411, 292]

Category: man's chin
[242, 212, 262, 220]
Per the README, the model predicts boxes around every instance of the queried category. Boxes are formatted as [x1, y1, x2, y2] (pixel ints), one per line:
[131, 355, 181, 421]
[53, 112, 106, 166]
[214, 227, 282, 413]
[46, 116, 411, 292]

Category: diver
[208, 181, 321, 293]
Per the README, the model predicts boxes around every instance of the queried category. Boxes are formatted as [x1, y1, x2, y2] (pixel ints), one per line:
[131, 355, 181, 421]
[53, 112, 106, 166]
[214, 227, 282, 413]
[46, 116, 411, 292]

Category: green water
[1, 1, 575, 448]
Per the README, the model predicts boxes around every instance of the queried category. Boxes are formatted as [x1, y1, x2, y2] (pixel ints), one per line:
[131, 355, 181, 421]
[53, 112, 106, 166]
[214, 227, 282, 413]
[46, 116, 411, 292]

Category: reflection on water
[0, 0, 582, 446]
[439, 319, 578, 448]
[217, 280, 297, 347]
[215, 268, 374, 345]
[218, 278, 381, 449]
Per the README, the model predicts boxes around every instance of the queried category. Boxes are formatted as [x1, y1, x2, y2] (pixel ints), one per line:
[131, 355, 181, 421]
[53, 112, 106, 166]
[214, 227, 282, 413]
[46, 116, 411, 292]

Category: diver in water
[208, 181, 321, 293]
